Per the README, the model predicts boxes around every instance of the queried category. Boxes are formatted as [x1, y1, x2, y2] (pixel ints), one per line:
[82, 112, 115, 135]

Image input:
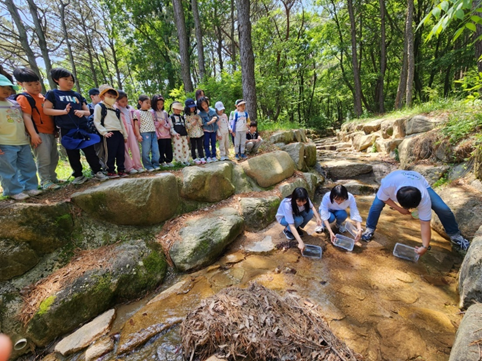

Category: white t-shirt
[319, 192, 362, 222]
[377, 170, 431, 221]
[276, 197, 313, 224]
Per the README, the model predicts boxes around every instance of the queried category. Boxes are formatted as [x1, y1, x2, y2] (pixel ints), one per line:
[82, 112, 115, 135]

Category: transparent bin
[302, 244, 322, 259]
[334, 234, 355, 252]
[393, 243, 420, 262]
[345, 222, 358, 238]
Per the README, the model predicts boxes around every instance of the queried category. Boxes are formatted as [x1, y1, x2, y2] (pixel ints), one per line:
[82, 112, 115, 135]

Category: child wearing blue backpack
[229, 99, 250, 160]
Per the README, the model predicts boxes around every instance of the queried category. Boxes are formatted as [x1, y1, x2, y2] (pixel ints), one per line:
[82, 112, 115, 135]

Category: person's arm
[43, 99, 71, 116]
[415, 220, 431, 256]
[288, 223, 305, 252]
[324, 219, 337, 244]
[348, 195, 363, 241]
[74, 103, 90, 118]
[384, 198, 410, 215]
[22, 112, 42, 147]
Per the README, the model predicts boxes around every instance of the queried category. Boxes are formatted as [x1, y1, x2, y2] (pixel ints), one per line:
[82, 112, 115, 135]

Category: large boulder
[355, 133, 381, 151]
[449, 304, 482, 361]
[181, 162, 235, 202]
[231, 164, 262, 194]
[23, 240, 167, 346]
[269, 130, 294, 144]
[169, 208, 244, 271]
[393, 117, 407, 138]
[405, 115, 442, 135]
[412, 165, 449, 186]
[375, 138, 403, 155]
[431, 186, 482, 240]
[398, 135, 419, 169]
[304, 143, 317, 167]
[293, 129, 308, 143]
[0, 240, 38, 281]
[363, 119, 384, 134]
[320, 160, 373, 179]
[241, 151, 295, 188]
[240, 197, 280, 231]
[284, 142, 306, 171]
[72, 175, 179, 226]
[458, 226, 482, 309]
[0, 202, 73, 254]
[380, 119, 396, 139]
[279, 178, 310, 199]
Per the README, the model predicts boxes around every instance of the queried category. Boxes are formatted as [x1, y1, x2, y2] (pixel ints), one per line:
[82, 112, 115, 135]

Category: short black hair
[330, 184, 349, 203]
[137, 94, 150, 109]
[117, 90, 127, 101]
[13, 67, 39, 83]
[151, 94, 165, 111]
[50, 68, 74, 84]
[106, 89, 118, 97]
[249, 121, 258, 127]
[197, 97, 209, 112]
[88, 88, 99, 96]
[396, 186, 422, 209]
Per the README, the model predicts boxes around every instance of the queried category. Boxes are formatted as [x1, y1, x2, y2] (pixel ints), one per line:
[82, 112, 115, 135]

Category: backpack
[232, 110, 249, 133]
[87, 103, 121, 135]
[13, 92, 40, 133]
[170, 114, 187, 136]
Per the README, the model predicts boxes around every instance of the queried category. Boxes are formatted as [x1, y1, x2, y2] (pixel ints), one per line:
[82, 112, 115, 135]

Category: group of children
[0, 66, 263, 200]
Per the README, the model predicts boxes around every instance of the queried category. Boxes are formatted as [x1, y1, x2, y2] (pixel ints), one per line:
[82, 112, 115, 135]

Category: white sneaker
[165, 163, 174, 167]
[42, 182, 60, 190]
[315, 226, 325, 234]
[450, 234, 470, 251]
[72, 175, 88, 185]
[129, 169, 138, 175]
[136, 168, 146, 173]
[11, 192, 29, 200]
[154, 166, 161, 170]
[200, 158, 206, 164]
[147, 168, 155, 172]
[206, 157, 213, 163]
[94, 171, 109, 181]
[25, 189, 42, 196]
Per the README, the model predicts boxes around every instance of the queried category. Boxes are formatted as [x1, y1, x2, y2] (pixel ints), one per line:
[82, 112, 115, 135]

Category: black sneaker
[296, 227, 304, 237]
[361, 229, 375, 242]
[283, 228, 295, 240]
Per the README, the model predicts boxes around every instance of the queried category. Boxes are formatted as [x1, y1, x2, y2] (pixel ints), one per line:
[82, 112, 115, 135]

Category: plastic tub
[393, 243, 420, 262]
[345, 222, 358, 238]
[302, 244, 322, 259]
[334, 234, 355, 251]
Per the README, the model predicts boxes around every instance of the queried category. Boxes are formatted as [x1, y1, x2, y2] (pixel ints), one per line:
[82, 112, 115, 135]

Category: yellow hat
[98, 84, 118, 98]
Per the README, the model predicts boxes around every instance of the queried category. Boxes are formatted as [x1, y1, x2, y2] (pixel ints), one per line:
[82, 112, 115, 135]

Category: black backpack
[13, 92, 40, 133]
[87, 103, 121, 135]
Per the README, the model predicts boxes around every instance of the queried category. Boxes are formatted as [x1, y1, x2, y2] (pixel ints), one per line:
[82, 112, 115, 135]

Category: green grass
[258, 118, 303, 131]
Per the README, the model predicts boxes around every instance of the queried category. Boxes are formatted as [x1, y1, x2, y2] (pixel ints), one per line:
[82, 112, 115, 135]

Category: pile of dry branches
[181, 283, 361, 361]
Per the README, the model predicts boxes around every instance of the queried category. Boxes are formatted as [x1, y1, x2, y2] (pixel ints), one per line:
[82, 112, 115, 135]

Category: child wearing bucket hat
[0, 74, 41, 200]
[94, 84, 128, 178]
[215, 101, 231, 161]
[44, 68, 108, 184]
[169, 101, 190, 165]
[230, 99, 250, 160]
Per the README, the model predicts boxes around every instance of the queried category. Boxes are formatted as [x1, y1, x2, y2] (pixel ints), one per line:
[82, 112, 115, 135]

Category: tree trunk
[25, 0, 56, 90]
[79, 11, 99, 87]
[191, 0, 206, 81]
[473, 1, 482, 73]
[237, 0, 257, 121]
[108, 38, 122, 89]
[405, 0, 415, 107]
[59, 0, 81, 93]
[172, 0, 193, 92]
[231, 0, 236, 70]
[347, 0, 363, 117]
[378, 0, 386, 113]
[4, 0, 46, 92]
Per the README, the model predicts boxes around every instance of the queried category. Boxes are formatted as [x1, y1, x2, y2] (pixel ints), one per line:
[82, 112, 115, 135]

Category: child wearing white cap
[215, 101, 230, 161]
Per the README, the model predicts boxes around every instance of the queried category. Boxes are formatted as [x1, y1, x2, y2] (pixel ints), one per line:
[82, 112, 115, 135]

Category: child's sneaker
[194, 158, 202, 165]
[136, 168, 145, 173]
[337, 222, 347, 233]
[42, 181, 60, 190]
[107, 172, 120, 178]
[94, 171, 109, 181]
[235, 154, 240, 160]
[200, 158, 206, 164]
[10, 192, 29, 200]
[315, 225, 325, 233]
[129, 169, 138, 175]
[118, 171, 128, 178]
[361, 228, 375, 242]
[72, 175, 88, 185]
[241, 154, 248, 159]
[165, 163, 174, 167]
[154, 166, 161, 170]
[450, 233, 470, 251]
[25, 189, 42, 196]
[283, 227, 295, 240]
[212, 157, 218, 162]
[206, 157, 213, 163]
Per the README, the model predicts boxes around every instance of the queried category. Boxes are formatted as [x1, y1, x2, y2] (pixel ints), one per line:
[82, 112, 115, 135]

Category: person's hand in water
[0, 334, 12, 361]
[297, 240, 305, 253]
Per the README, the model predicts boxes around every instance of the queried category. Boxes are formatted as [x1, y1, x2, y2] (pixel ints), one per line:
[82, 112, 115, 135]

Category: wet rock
[0, 202, 73, 254]
[458, 226, 482, 309]
[24, 240, 167, 347]
[336, 179, 377, 195]
[393, 117, 407, 138]
[85, 336, 114, 361]
[72, 175, 178, 226]
[269, 130, 294, 144]
[240, 196, 280, 231]
[449, 303, 482, 361]
[181, 162, 235, 202]
[283, 142, 306, 170]
[398, 306, 455, 333]
[170, 208, 244, 271]
[0, 240, 39, 281]
[405, 115, 442, 135]
[320, 159, 373, 179]
[54, 309, 115, 356]
[244, 236, 275, 253]
[241, 151, 295, 187]
[363, 119, 384, 134]
[412, 164, 449, 186]
[431, 185, 482, 240]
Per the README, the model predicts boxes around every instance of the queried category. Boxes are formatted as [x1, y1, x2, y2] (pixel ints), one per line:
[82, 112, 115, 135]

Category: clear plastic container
[334, 234, 355, 251]
[345, 221, 358, 238]
[393, 243, 420, 262]
[302, 244, 322, 259]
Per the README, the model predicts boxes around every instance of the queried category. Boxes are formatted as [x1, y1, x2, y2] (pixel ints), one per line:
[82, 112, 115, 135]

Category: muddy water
[73, 195, 462, 361]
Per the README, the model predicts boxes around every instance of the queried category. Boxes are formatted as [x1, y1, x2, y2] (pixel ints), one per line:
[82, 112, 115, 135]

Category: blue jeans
[141, 132, 160, 170]
[0, 144, 38, 196]
[204, 132, 217, 158]
[327, 210, 348, 224]
[365, 188, 460, 236]
[280, 209, 314, 229]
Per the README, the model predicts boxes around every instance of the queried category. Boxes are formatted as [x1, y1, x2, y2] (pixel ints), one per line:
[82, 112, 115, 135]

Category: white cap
[215, 101, 225, 111]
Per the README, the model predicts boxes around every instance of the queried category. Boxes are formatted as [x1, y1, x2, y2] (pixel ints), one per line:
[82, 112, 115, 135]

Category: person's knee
[294, 215, 304, 227]
[328, 213, 336, 223]
[336, 210, 348, 221]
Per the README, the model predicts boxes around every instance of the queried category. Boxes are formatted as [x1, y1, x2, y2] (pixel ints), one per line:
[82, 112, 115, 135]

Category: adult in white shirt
[361, 170, 469, 256]
[276, 187, 322, 252]
[319, 185, 363, 243]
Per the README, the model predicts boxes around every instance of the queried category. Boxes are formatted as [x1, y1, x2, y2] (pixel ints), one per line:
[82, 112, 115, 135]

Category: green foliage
[433, 174, 450, 188]
[441, 106, 482, 143]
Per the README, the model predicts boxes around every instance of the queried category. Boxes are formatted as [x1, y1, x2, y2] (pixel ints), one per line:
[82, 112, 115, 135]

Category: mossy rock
[0, 239, 39, 281]
[71, 175, 179, 226]
[170, 208, 244, 272]
[232, 164, 263, 194]
[240, 196, 280, 231]
[241, 151, 296, 188]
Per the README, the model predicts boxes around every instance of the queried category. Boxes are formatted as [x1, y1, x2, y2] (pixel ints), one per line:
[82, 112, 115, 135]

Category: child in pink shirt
[152, 94, 173, 167]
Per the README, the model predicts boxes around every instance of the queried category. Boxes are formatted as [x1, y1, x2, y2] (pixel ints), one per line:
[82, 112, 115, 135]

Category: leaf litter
[181, 283, 361, 361]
